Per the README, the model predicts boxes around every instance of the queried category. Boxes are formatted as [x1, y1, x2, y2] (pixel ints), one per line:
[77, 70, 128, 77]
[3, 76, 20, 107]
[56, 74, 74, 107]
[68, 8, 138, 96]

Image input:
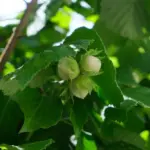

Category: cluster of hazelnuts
[57, 54, 101, 99]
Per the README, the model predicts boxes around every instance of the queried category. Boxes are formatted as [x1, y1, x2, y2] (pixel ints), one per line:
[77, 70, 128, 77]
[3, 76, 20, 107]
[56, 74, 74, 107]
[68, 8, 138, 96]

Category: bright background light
[0, 0, 26, 18]
[0, 0, 93, 33]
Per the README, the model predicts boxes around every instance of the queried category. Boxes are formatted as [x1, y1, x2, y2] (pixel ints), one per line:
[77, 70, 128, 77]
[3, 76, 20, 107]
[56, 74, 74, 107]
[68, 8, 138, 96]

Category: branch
[0, 0, 37, 72]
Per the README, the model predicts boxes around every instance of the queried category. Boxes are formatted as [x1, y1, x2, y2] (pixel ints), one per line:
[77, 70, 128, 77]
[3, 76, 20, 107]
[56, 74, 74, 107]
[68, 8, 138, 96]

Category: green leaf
[16, 46, 75, 90]
[101, 122, 146, 150]
[0, 91, 23, 144]
[121, 100, 145, 132]
[64, 27, 124, 106]
[12, 88, 63, 132]
[125, 109, 145, 132]
[107, 141, 143, 150]
[105, 107, 127, 122]
[123, 102, 145, 132]
[76, 132, 97, 150]
[104, 106, 145, 132]
[115, 39, 150, 74]
[100, 0, 150, 39]
[113, 127, 146, 150]
[70, 100, 88, 137]
[19, 27, 64, 51]
[0, 46, 75, 96]
[117, 66, 137, 86]
[94, 20, 126, 48]
[132, 51, 150, 73]
[116, 41, 140, 67]
[29, 121, 74, 150]
[120, 100, 138, 111]
[123, 86, 150, 107]
[0, 73, 21, 96]
[21, 139, 54, 150]
[29, 66, 53, 88]
[0, 139, 53, 150]
[69, 39, 94, 50]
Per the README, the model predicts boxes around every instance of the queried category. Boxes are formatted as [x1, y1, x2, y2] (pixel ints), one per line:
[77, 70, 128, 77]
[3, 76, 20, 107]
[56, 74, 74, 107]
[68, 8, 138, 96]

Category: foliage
[0, 0, 150, 149]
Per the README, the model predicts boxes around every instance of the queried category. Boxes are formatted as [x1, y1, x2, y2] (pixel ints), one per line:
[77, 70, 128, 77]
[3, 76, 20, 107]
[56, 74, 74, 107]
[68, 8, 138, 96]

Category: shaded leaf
[0, 91, 23, 144]
[0, 139, 53, 150]
[30, 121, 74, 150]
[105, 107, 127, 122]
[100, 0, 150, 39]
[19, 27, 64, 51]
[107, 141, 143, 150]
[125, 108, 145, 132]
[113, 127, 146, 150]
[101, 122, 146, 150]
[70, 100, 88, 137]
[117, 66, 137, 86]
[0, 73, 21, 96]
[120, 100, 138, 111]
[12, 88, 63, 132]
[121, 100, 145, 132]
[132, 51, 150, 73]
[123, 86, 150, 107]
[95, 20, 126, 48]
[29, 66, 53, 88]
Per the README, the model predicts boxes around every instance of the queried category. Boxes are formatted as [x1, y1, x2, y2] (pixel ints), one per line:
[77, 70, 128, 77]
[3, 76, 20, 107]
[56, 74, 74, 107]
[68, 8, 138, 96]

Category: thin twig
[0, 0, 37, 72]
